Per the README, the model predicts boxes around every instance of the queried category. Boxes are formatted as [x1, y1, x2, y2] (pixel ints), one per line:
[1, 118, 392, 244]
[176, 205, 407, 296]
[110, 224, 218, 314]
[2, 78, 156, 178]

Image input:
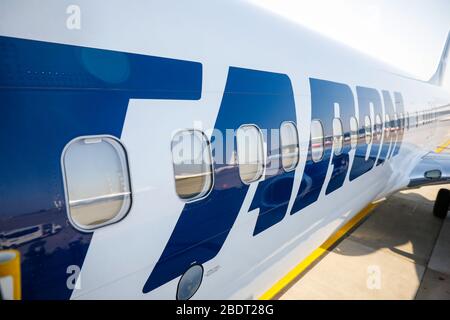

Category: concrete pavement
[279, 183, 450, 300]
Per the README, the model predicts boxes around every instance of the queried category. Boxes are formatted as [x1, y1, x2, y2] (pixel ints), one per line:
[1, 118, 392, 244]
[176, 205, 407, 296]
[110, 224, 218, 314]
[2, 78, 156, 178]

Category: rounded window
[364, 115, 372, 144]
[236, 125, 265, 184]
[176, 264, 203, 300]
[385, 114, 391, 138]
[62, 136, 132, 231]
[393, 113, 399, 132]
[406, 112, 410, 129]
[280, 122, 299, 172]
[332, 118, 343, 156]
[350, 117, 358, 149]
[171, 130, 213, 201]
[375, 114, 382, 140]
[311, 120, 324, 162]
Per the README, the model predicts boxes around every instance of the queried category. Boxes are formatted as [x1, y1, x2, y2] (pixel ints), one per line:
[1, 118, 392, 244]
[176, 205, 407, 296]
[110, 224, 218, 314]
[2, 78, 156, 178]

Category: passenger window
[375, 114, 382, 140]
[350, 117, 358, 148]
[311, 120, 324, 162]
[332, 118, 343, 156]
[406, 112, 410, 129]
[236, 125, 264, 184]
[364, 115, 372, 144]
[385, 114, 391, 138]
[171, 130, 213, 201]
[280, 122, 299, 172]
[62, 136, 132, 231]
[393, 113, 399, 132]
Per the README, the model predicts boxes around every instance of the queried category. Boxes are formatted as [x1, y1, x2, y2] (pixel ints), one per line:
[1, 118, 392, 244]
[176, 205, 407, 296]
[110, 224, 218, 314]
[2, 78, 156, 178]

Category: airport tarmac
[278, 181, 450, 300]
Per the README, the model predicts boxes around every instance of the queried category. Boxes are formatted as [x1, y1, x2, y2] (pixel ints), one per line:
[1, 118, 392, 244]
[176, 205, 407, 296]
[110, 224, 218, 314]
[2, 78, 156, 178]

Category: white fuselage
[1, 0, 449, 300]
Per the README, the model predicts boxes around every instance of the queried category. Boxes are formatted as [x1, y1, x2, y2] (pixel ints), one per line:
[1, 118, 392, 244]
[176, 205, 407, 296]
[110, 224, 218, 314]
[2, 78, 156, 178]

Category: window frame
[399, 112, 404, 130]
[61, 135, 133, 232]
[280, 121, 300, 172]
[406, 112, 410, 130]
[236, 124, 266, 184]
[350, 116, 359, 149]
[393, 113, 399, 132]
[364, 115, 372, 145]
[310, 119, 325, 163]
[332, 117, 344, 156]
[171, 129, 215, 203]
[375, 114, 382, 140]
[385, 114, 391, 138]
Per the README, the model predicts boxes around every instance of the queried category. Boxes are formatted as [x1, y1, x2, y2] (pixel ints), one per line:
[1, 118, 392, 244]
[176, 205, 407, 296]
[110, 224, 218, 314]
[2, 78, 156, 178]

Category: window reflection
[311, 120, 324, 162]
[171, 130, 213, 201]
[280, 122, 299, 171]
[364, 115, 372, 144]
[350, 117, 358, 148]
[332, 118, 343, 155]
[237, 125, 264, 183]
[375, 114, 382, 140]
[63, 136, 131, 230]
[385, 114, 391, 138]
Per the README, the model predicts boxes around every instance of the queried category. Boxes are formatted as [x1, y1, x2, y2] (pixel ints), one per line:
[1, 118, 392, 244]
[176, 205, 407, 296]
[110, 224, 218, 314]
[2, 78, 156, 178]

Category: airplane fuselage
[0, 0, 449, 300]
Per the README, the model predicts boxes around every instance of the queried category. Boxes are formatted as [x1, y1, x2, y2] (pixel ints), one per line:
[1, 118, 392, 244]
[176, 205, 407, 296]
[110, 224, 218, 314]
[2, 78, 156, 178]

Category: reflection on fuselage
[1, 223, 62, 249]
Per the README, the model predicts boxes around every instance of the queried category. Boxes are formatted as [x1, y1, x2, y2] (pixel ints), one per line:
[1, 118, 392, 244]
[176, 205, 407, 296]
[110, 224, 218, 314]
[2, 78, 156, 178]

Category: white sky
[248, 0, 450, 88]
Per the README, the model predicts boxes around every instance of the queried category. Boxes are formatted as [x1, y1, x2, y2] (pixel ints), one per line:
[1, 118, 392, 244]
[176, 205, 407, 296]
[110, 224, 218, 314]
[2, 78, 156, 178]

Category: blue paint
[1, 36, 411, 299]
[290, 79, 353, 214]
[349, 86, 382, 180]
[143, 67, 296, 293]
[0, 36, 202, 299]
[321, 80, 355, 195]
[249, 81, 296, 236]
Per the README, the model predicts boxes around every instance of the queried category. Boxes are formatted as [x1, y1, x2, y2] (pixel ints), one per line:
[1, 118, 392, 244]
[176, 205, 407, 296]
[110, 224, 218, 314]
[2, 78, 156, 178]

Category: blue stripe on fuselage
[349, 86, 383, 180]
[0, 36, 202, 299]
[143, 67, 297, 293]
[290, 79, 355, 214]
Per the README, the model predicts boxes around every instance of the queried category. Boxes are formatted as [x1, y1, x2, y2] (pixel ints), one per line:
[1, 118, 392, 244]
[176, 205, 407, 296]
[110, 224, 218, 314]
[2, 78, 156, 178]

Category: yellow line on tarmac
[259, 203, 378, 300]
[435, 139, 450, 153]
[260, 138, 448, 300]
